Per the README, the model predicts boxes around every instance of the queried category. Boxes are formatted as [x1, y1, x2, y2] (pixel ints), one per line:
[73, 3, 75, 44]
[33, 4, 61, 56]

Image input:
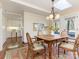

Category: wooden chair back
[61, 31, 68, 37]
[26, 33, 33, 47]
[74, 35, 79, 48]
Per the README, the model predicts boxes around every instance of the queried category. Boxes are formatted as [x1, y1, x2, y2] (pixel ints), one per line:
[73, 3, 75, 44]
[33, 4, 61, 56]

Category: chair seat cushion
[33, 43, 44, 51]
[60, 42, 74, 50]
[8, 43, 19, 49]
[68, 39, 75, 43]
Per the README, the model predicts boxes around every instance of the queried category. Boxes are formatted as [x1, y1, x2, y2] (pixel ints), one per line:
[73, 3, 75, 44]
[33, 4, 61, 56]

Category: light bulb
[49, 14, 53, 19]
[55, 14, 60, 19]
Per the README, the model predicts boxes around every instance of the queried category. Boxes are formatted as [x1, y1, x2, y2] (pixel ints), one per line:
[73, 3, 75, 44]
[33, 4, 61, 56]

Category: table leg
[48, 42, 54, 59]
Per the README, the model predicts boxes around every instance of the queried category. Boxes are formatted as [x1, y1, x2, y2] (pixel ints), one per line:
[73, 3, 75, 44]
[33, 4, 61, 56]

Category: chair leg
[56, 40, 58, 47]
[73, 51, 76, 59]
[58, 46, 59, 57]
[77, 48, 79, 56]
[26, 48, 30, 59]
[64, 49, 65, 54]
[44, 49, 46, 59]
[31, 51, 34, 59]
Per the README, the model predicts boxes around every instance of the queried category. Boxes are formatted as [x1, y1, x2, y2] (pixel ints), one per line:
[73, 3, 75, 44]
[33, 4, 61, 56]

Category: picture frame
[33, 23, 44, 31]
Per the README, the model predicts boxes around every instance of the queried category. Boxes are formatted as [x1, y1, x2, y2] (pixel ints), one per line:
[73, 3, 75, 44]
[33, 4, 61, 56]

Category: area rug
[4, 47, 27, 59]
[4, 46, 79, 59]
[4, 47, 46, 59]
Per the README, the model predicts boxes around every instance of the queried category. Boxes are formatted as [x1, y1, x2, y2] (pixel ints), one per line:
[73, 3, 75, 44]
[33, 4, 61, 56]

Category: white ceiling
[1, 0, 79, 16]
[17, 0, 54, 12]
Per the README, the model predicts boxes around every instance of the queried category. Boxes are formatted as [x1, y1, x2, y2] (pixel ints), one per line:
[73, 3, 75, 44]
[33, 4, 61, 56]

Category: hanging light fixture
[46, 0, 60, 20]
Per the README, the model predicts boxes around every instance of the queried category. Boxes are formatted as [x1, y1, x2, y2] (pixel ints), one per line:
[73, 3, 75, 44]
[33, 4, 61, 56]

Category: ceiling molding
[10, 0, 50, 13]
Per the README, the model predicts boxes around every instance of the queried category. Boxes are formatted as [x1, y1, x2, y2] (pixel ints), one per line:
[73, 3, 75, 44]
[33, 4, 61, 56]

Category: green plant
[52, 22, 59, 32]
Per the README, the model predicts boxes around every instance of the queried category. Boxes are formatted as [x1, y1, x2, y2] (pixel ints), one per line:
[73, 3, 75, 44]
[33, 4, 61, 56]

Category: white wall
[0, 8, 3, 51]
[0, 7, 6, 51]
[24, 12, 48, 43]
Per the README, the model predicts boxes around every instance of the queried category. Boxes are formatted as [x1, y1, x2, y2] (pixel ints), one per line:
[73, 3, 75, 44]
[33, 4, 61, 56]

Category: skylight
[54, 0, 72, 11]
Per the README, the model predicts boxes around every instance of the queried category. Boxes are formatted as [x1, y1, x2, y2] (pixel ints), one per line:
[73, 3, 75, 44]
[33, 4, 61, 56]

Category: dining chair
[61, 31, 68, 42]
[68, 39, 75, 43]
[3, 32, 23, 50]
[26, 32, 46, 59]
[60, 30, 75, 43]
[58, 35, 79, 59]
[61, 30, 68, 36]
[55, 31, 68, 47]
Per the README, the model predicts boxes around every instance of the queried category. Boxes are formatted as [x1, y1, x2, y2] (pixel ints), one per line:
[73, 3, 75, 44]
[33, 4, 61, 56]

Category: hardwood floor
[0, 51, 5, 59]
[53, 46, 79, 59]
[0, 45, 79, 59]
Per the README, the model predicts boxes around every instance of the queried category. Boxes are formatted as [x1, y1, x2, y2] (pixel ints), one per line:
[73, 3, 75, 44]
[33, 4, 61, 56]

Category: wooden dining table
[36, 34, 68, 59]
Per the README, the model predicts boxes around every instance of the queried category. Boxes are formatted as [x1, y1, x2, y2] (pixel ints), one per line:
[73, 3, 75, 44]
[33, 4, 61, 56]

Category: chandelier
[46, 0, 60, 20]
